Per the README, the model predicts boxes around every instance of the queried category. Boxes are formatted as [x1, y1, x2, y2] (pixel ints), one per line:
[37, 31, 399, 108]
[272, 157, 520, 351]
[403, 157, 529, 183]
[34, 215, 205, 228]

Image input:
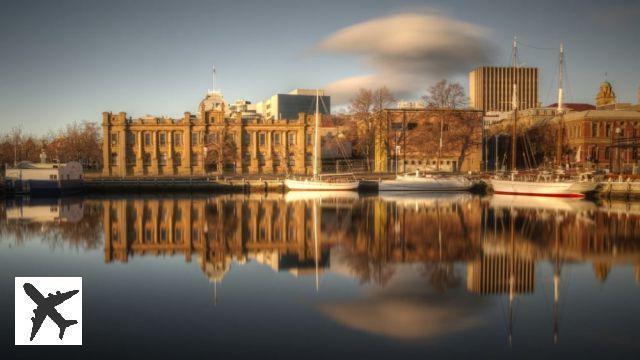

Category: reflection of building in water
[1, 198, 101, 249]
[6, 198, 84, 223]
[102, 195, 329, 282]
[466, 254, 535, 294]
[484, 198, 640, 286]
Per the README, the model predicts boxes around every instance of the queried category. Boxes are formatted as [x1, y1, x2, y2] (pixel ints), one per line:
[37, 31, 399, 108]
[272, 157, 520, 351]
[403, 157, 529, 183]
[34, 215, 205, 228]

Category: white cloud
[318, 11, 496, 104]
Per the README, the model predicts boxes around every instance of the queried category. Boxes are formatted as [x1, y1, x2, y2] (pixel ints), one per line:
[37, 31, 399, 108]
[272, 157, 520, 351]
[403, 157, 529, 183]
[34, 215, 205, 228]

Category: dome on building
[199, 90, 226, 113]
[596, 80, 616, 107]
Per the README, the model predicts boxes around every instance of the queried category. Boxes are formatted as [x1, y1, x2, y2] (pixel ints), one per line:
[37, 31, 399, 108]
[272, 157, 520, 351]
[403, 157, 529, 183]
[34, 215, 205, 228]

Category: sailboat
[379, 105, 473, 192]
[489, 41, 598, 198]
[284, 90, 360, 191]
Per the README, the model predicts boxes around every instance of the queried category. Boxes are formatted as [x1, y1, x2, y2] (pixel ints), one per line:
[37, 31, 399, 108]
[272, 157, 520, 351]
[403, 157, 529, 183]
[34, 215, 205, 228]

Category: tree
[205, 120, 237, 173]
[416, 80, 481, 172]
[44, 121, 102, 169]
[349, 87, 396, 172]
[422, 79, 467, 109]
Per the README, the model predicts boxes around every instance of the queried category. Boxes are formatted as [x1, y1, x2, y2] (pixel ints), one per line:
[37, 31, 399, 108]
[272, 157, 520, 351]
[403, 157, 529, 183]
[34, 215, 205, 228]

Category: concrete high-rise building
[469, 67, 539, 112]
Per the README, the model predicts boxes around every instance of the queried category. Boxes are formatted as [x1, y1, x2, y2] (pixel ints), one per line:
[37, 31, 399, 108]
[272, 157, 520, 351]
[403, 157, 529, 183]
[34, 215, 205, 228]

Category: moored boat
[285, 89, 360, 191]
[379, 171, 472, 191]
[489, 176, 598, 198]
[284, 177, 360, 191]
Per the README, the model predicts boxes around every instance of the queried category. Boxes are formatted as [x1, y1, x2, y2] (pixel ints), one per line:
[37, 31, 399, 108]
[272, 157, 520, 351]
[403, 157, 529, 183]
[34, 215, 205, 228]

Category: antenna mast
[557, 43, 564, 114]
[313, 89, 319, 179]
[212, 65, 216, 92]
[512, 36, 518, 68]
[511, 36, 518, 172]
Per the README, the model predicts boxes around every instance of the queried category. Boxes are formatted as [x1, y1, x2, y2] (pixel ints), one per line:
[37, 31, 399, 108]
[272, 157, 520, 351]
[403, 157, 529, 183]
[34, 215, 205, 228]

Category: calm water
[2, 192, 639, 359]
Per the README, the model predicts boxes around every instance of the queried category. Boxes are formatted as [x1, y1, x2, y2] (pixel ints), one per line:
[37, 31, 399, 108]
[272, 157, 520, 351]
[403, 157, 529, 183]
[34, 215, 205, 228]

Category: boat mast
[313, 89, 320, 179]
[511, 37, 518, 173]
[436, 117, 443, 171]
[553, 215, 561, 343]
[556, 43, 565, 167]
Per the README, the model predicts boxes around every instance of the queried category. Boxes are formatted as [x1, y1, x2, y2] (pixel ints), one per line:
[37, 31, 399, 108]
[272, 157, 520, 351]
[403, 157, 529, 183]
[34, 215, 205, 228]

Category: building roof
[13, 161, 62, 169]
[546, 103, 596, 111]
[562, 109, 640, 121]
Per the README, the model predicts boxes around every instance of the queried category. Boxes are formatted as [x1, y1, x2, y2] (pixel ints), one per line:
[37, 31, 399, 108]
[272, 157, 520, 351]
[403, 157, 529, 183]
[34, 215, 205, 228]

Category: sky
[1, 0, 639, 134]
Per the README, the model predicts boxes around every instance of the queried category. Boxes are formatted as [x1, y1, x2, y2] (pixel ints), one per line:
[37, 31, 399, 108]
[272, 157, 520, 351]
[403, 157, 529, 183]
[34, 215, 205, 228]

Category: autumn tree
[0, 121, 102, 172]
[44, 121, 102, 169]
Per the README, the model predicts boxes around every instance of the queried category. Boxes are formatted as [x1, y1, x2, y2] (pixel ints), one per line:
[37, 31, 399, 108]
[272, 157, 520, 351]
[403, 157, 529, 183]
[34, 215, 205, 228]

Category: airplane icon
[23, 283, 79, 341]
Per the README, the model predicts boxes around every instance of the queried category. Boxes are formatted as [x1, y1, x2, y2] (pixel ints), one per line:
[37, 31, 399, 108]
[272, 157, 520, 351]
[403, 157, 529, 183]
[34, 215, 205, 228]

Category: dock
[83, 176, 383, 194]
[597, 179, 640, 199]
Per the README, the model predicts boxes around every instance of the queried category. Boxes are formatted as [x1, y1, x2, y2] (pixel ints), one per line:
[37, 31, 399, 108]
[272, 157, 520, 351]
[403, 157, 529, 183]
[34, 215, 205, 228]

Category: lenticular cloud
[317, 11, 496, 104]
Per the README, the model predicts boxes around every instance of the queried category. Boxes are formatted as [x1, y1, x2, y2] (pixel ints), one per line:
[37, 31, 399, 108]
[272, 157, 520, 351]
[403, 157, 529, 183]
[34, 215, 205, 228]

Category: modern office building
[256, 89, 330, 120]
[469, 67, 539, 112]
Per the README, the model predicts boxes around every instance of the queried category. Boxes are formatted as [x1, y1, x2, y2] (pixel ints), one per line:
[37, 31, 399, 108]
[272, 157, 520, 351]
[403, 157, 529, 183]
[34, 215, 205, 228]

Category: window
[127, 132, 136, 145]
[259, 132, 266, 146]
[143, 153, 151, 165]
[243, 132, 251, 145]
[191, 132, 199, 145]
[174, 153, 182, 166]
[274, 133, 281, 145]
[144, 132, 152, 146]
[127, 153, 136, 165]
[258, 153, 265, 165]
[288, 155, 295, 166]
[288, 132, 296, 145]
[305, 153, 312, 165]
[159, 133, 166, 146]
[174, 132, 182, 146]
[243, 153, 251, 163]
[110, 133, 119, 146]
[207, 133, 217, 144]
[605, 147, 610, 160]
[605, 124, 612, 138]
[49, 174, 58, 180]
[191, 153, 198, 166]
[159, 152, 167, 166]
[273, 154, 281, 166]
[306, 133, 312, 145]
[591, 122, 598, 137]
[110, 152, 118, 165]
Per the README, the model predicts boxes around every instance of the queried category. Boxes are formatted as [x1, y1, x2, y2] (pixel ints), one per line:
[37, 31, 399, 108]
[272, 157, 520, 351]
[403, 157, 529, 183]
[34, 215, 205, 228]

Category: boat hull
[379, 176, 472, 192]
[4, 179, 84, 196]
[284, 179, 360, 191]
[489, 179, 598, 198]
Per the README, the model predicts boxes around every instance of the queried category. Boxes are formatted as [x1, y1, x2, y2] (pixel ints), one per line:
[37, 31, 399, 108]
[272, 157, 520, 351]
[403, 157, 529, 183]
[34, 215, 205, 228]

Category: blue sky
[1, 0, 639, 133]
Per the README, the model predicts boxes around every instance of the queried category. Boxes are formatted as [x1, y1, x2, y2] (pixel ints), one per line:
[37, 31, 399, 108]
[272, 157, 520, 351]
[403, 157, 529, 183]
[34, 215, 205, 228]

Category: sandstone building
[102, 90, 335, 177]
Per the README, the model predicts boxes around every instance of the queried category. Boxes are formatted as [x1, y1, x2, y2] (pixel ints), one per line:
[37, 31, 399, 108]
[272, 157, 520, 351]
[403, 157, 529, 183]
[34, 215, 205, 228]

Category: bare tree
[205, 120, 237, 173]
[349, 87, 395, 172]
[412, 80, 481, 172]
[422, 79, 467, 109]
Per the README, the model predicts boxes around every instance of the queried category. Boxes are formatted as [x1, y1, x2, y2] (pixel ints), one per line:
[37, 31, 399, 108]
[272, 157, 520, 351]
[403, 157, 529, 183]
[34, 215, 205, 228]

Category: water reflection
[2, 193, 640, 352]
[3, 194, 639, 288]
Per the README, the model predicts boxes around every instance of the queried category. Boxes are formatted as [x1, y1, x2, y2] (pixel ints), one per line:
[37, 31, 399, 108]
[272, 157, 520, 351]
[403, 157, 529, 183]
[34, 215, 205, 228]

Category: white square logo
[15, 277, 82, 345]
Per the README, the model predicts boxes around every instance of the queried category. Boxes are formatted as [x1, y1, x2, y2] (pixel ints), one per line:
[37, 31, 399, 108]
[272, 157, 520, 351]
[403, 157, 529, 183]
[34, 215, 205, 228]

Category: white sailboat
[489, 41, 598, 198]
[379, 104, 472, 192]
[284, 90, 360, 191]
[379, 171, 473, 191]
